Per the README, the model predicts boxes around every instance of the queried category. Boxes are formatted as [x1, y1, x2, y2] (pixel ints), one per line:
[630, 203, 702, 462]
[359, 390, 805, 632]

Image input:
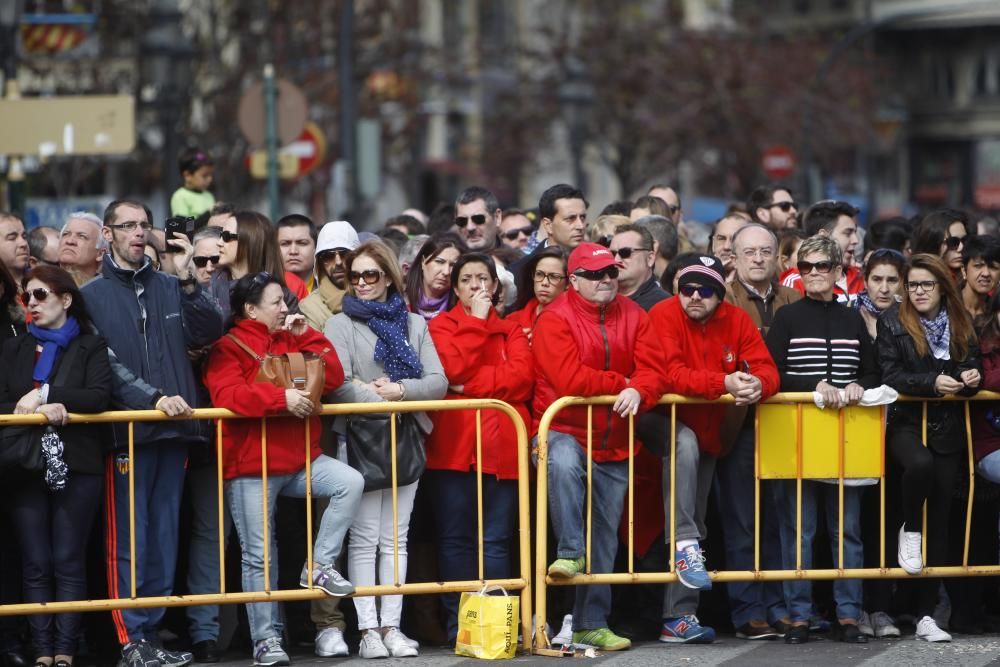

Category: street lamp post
[559, 61, 594, 193]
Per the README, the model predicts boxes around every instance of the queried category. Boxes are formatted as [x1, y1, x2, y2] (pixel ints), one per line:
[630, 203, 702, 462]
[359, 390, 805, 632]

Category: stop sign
[762, 145, 796, 180]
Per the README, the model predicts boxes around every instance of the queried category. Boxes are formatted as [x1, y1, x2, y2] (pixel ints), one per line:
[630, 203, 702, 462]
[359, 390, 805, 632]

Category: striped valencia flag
[20, 23, 90, 55]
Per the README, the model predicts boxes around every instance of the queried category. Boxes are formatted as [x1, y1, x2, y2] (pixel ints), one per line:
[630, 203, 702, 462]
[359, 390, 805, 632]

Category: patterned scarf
[919, 307, 951, 360]
[342, 290, 423, 381]
[856, 290, 883, 317]
[414, 291, 449, 321]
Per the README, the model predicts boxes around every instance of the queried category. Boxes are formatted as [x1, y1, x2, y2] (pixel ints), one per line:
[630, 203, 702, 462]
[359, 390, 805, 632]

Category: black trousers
[10, 472, 102, 658]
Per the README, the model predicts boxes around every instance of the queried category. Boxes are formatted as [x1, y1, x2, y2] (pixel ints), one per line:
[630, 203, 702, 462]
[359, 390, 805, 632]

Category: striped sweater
[764, 296, 880, 392]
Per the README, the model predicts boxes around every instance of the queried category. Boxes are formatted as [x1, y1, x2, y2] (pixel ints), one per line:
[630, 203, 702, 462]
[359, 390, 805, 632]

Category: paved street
[210, 634, 1000, 666]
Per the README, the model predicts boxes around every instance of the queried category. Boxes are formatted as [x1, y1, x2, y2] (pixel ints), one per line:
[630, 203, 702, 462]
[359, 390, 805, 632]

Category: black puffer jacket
[876, 303, 981, 451]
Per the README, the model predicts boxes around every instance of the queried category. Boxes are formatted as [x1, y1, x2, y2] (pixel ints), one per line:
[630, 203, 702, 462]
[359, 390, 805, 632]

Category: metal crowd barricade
[533, 391, 1000, 651]
[0, 398, 534, 653]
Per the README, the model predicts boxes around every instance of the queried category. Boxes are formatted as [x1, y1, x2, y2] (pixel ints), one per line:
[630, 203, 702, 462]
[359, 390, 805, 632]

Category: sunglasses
[455, 214, 488, 228]
[20, 287, 55, 307]
[221, 230, 239, 243]
[679, 284, 715, 299]
[318, 248, 350, 262]
[349, 269, 384, 285]
[192, 255, 219, 268]
[944, 236, 965, 251]
[251, 272, 273, 286]
[611, 247, 651, 260]
[502, 226, 533, 241]
[532, 270, 566, 284]
[574, 266, 619, 281]
[869, 248, 906, 261]
[767, 201, 798, 213]
[797, 260, 834, 274]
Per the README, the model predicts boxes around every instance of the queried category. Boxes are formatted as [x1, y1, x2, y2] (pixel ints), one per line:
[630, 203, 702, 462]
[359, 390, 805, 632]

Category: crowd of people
[1, 167, 1000, 666]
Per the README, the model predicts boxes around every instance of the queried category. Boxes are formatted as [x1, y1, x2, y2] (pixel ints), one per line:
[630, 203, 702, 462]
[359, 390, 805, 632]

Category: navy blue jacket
[82, 254, 224, 446]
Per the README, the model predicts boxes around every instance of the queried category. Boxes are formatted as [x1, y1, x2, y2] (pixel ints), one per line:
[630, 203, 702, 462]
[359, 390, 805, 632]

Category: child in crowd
[170, 147, 216, 217]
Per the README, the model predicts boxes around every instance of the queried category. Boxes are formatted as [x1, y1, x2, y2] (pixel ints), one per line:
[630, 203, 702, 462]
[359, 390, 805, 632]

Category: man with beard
[300, 221, 361, 332]
[454, 186, 500, 251]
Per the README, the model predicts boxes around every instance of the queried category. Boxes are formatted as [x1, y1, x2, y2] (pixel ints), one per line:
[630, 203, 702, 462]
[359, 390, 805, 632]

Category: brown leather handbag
[226, 334, 327, 414]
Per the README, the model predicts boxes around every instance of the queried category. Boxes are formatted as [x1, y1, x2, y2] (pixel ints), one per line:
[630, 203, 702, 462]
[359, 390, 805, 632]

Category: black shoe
[735, 621, 779, 640]
[191, 641, 220, 664]
[784, 625, 809, 644]
[772, 619, 792, 638]
[149, 646, 191, 667]
[839, 623, 868, 644]
[119, 641, 160, 667]
[1, 652, 29, 667]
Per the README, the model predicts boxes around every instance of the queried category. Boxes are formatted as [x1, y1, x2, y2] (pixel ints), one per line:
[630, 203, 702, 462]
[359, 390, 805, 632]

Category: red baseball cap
[568, 242, 616, 274]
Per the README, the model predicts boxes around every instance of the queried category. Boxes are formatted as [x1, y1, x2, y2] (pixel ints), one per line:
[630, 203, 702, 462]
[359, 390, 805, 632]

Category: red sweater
[427, 306, 533, 479]
[203, 319, 344, 480]
[649, 296, 780, 455]
[532, 289, 664, 462]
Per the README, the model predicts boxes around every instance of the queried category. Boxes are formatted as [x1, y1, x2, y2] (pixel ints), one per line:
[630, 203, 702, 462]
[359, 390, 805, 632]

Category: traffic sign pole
[264, 64, 280, 224]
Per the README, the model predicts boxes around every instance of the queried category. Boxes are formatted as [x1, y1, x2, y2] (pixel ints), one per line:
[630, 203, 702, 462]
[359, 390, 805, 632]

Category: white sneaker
[871, 611, 901, 639]
[858, 611, 874, 637]
[915, 615, 951, 642]
[551, 614, 573, 646]
[382, 627, 418, 657]
[898, 525, 923, 574]
[359, 629, 389, 659]
[315, 627, 349, 657]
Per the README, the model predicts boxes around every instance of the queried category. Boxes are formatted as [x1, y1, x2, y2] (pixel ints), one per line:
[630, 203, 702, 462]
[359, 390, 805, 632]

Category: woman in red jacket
[203, 272, 363, 667]
[427, 252, 534, 643]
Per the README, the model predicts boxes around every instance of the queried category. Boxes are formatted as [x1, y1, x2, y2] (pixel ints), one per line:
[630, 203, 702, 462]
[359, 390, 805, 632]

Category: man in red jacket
[647, 254, 779, 644]
[533, 242, 664, 652]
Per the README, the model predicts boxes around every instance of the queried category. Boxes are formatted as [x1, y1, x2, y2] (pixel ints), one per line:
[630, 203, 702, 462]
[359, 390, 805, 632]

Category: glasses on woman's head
[944, 235, 965, 251]
[906, 280, 938, 293]
[679, 284, 715, 299]
[869, 248, 906, 261]
[532, 270, 566, 285]
[349, 269, 384, 285]
[251, 272, 272, 286]
[20, 287, 54, 307]
[220, 230, 239, 243]
[574, 266, 619, 281]
[454, 214, 488, 228]
[192, 255, 219, 268]
[797, 260, 834, 275]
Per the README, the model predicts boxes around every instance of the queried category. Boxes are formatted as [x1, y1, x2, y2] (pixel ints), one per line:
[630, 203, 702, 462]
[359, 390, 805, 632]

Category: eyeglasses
[455, 214, 488, 228]
[502, 226, 533, 241]
[797, 260, 834, 274]
[906, 280, 938, 293]
[574, 266, 619, 281]
[107, 220, 153, 232]
[610, 247, 651, 260]
[221, 230, 239, 243]
[349, 269, 384, 285]
[869, 248, 906, 261]
[192, 255, 219, 268]
[944, 236, 965, 251]
[767, 201, 798, 213]
[20, 287, 55, 307]
[532, 270, 566, 284]
[251, 272, 273, 286]
[740, 247, 776, 259]
[666, 204, 681, 215]
[679, 284, 715, 299]
[595, 236, 613, 248]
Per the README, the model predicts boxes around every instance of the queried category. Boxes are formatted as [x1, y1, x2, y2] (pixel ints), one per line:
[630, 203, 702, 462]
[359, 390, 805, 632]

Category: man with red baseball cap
[532, 242, 666, 651]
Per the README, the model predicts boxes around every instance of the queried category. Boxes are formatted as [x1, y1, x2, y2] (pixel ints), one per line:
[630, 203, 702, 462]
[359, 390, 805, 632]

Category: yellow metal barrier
[533, 391, 1000, 650]
[0, 399, 534, 653]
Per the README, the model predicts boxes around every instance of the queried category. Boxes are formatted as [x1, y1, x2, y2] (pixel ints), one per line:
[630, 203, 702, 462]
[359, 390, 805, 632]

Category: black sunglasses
[869, 248, 906, 261]
[944, 235, 965, 251]
[611, 247, 651, 260]
[767, 201, 798, 213]
[574, 266, 619, 281]
[679, 284, 715, 299]
[220, 230, 239, 243]
[20, 287, 55, 307]
[455, 214, 488, 228]
[349, 269, 384, 285]
[318, 248, 350, 262]
[595, 236, 613, 248]
[797, 260, 834, 275]
[251, 272, 273, 286]
[192, 255, 220, 268]
[502, 226, 533, 241]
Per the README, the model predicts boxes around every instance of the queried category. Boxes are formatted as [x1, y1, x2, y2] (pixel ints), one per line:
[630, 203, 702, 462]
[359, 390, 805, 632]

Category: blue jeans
[227, 454, 364, 642]
[714, 424, 788, 627]
[774, 480, 863, 622]
[543, 430, 628, 632]
[425, 469, 518, 641]
[978, 450, 1000, 484]
[185, 462, 233, 644]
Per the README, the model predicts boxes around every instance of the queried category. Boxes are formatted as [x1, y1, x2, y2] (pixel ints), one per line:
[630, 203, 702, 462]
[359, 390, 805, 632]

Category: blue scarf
[856, 290, 882, 317]
[919, 307, 951, 360]
[28, 316, 80, 384]
[342, 291, 423, 382]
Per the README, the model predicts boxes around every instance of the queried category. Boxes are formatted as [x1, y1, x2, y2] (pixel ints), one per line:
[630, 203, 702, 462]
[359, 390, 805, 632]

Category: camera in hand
[164, 216, 196, 253]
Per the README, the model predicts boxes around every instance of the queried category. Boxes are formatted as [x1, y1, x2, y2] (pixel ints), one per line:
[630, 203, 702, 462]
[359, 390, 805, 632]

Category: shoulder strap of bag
[225, 333, 264, 361]
[50, 340, 81, 388]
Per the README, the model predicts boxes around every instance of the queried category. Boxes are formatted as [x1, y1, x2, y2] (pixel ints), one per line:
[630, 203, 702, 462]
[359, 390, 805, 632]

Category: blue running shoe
[660, 615, 716, 644]
[674, 545, 712, 590]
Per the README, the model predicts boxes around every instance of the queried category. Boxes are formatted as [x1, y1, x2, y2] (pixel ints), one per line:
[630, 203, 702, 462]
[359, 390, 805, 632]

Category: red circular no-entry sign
[762, 145, 796, 180]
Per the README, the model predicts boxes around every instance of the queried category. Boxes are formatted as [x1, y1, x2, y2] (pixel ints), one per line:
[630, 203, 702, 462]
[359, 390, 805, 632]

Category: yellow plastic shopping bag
[455, 585, 519, 659]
